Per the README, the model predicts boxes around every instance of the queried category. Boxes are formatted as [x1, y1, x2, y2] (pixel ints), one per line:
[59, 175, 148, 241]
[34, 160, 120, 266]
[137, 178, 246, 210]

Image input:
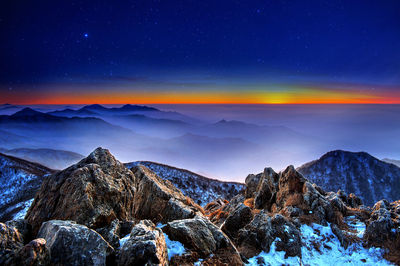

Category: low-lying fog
[0, 103, 399, 182]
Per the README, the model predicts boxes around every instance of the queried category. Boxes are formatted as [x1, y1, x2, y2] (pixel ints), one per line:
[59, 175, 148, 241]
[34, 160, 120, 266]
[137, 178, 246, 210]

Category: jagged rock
[37, 220, 114, 266]
[276, 166, 306, 208]
[14, 238, 50, 266]
[236, 212, 301, 259]
[163, 216, 243, 265]
[132, 165, 203, 224]
[221, 203, 253, 238]
[0, 222, 24, 265]
[118, 220, 168, 266]
[244, 174, 261, 198]
[26, 147, 137, 234]
[254, 168, 279, 210]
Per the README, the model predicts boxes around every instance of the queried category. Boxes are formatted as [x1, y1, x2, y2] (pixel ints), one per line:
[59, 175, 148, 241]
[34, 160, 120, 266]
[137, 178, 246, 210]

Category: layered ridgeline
[298, 150, 400, 206]
[125, 161, 244, 206]
[0, 154, 244, 223]
[0, 153, 54, 221]
[1, 148, 399, 265]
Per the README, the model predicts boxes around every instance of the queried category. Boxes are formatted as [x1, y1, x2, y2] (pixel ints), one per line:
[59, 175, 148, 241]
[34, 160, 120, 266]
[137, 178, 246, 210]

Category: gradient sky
[1, 0, 400, 104]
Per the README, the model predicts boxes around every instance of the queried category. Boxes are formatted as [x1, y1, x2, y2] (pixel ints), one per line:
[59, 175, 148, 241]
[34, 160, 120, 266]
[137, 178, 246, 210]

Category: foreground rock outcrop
[132, 165, 204, 224]
[164, 216, 243, 265]
[2, 147, 400, 265]
[118, 220, 168, 266]
[26, 148, 137, 234]
[38, 220, 114, 265]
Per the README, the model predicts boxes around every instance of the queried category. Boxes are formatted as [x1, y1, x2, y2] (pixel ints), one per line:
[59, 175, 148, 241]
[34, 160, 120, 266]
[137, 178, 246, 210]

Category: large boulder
[118, 220, 168, 266]
[26, 148, 137, 234]
[37, 220, 114, 266]
[163, 216, 243, 265]
[132, 165, 203, 224]
[236, 212, 301, 259]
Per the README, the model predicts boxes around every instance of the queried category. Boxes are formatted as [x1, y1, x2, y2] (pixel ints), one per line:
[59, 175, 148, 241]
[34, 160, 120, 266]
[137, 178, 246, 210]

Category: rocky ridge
[1, 148, 399, 265]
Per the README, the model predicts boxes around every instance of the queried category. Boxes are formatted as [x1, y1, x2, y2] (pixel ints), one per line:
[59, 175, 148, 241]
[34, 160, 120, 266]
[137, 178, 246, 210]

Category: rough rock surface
[37, 220, 114, 266]
[118, 220, 168, 266]
[163, 216, 243, 265]
[364, 200, 399, 245]
[236, 212, 301, 259]
[14, 238, 50, 266]
[26, 147, 137, 234]
[244, 165, 337, 225]
[0, 222, 24, 265]
[132, 165, 204, 224]
[96, 219, 123, 249]
[254, 167, 280, 210]
[221, 203, 253, 239]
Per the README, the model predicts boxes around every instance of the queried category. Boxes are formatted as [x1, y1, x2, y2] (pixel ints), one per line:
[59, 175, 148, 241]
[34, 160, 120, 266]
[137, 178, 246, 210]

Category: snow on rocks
[126, 161, 244, 206]
[247, 222, 392, 266]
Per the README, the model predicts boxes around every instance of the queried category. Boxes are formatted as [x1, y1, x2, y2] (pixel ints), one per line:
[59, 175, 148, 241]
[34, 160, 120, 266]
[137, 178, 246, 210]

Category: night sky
[1, 0, 400, 104]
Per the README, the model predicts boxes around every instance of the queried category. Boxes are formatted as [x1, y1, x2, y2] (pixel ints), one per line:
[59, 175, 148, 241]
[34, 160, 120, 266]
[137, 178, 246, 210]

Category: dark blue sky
[0, 0, 399, 103]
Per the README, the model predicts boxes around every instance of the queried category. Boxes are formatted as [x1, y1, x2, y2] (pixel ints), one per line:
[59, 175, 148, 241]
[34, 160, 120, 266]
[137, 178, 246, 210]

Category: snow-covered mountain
[297, 150, 400, 206]
[0, 153, 54, 221]
[0, 148, 84, 169]
[125, 161, 244, 206]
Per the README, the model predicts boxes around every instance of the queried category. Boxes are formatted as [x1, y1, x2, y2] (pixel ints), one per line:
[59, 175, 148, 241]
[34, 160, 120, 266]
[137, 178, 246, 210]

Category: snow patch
[163, 232, 186, 260]
[119, 234, 130, 248]
[13, 198, 34, 220]
[246, 223, 392, 265]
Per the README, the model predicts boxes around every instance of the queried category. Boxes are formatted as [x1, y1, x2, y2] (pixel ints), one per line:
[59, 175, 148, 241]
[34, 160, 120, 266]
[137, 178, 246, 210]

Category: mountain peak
[120, 104, 158, 111]
[11, 107, 44, 117]
[83, 104, 107, 110]
[79, 147, 120, 169]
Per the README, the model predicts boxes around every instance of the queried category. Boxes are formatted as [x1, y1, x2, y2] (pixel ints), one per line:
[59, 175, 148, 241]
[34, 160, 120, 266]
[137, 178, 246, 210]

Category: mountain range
[0, 105, 325, 179]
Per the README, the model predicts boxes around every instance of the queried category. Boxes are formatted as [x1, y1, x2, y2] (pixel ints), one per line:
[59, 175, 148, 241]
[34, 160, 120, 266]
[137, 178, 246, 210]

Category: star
[83, 33, 89, 38]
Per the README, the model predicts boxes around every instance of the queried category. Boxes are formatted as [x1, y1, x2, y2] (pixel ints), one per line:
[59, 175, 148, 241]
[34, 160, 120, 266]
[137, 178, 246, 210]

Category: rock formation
[2, 147, 400, 265]
[118, 220, 168, 266]
[26, 148, 137, 234]
[132, 165, 204, 223]
[37, 220, 114, 265]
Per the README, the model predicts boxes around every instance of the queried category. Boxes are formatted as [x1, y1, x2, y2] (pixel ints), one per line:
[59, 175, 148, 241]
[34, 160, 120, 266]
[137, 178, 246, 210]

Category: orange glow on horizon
[2, 86, 400, 105]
